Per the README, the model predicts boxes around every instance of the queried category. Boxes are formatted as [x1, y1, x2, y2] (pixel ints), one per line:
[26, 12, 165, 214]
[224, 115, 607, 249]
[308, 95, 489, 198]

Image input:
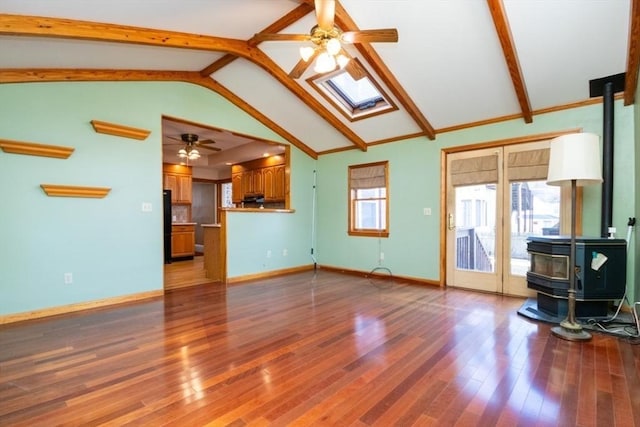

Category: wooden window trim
[348, 161, 390, 237]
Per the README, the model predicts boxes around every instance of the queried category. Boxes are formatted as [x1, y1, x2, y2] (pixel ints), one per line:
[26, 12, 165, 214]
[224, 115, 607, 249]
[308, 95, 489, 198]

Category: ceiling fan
[166, 133, 221, 160]
[253, 0, 398, 79]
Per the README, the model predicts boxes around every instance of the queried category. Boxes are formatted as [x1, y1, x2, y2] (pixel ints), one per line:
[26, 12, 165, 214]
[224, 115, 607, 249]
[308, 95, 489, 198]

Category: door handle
[448, 213, 456, 230]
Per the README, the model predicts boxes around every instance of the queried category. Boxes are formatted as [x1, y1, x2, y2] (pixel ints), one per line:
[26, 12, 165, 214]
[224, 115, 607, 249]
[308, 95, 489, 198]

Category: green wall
[316, 100, 637, 301]
[225, 147, 316, 277]
[0, 81, 310, 316]
[1, 80, 636, 317]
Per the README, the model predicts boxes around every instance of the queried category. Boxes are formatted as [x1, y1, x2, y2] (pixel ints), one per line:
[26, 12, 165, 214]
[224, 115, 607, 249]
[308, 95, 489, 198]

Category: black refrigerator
[163, 189, 172, 264]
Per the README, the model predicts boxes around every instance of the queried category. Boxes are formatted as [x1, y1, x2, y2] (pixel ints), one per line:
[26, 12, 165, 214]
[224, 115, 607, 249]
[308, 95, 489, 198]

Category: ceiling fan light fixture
[336, 54, 349, 69]
[188, 149, 200, 160]
[300, 46, 315, 62]
[178, 148, 188, 158]
[326, 37, 341, 56]
[315, 51, 337, 73]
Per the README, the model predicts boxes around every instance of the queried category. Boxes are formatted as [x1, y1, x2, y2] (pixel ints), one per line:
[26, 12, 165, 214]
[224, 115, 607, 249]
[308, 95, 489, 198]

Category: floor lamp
[546, 133, 603, 341]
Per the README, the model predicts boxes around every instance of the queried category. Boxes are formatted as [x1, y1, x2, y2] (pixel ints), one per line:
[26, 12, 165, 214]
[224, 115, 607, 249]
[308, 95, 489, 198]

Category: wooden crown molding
[91, 120, 150, 140]
[0, 139, 74, 159]
[0, 69, 319, 159]
[0, 14, 368, 152]
[41, 184, 111, 198]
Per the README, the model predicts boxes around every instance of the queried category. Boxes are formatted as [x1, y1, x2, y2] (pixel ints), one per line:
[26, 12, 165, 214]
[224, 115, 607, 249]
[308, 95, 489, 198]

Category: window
[348, 161, 389, 237]
[220, 182, 233, 208]
[308, 58, 397, 121]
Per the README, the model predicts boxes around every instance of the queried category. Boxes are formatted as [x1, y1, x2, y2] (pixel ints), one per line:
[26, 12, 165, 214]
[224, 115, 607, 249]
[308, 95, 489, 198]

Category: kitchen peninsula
[202, 224, 223, 282]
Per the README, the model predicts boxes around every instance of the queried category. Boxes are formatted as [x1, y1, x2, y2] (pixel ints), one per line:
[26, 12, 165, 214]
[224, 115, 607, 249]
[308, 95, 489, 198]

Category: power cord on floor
[586, 299, 640, 341]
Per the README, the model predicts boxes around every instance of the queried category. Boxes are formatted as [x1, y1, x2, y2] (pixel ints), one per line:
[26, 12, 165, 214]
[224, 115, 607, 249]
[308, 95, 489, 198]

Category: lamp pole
[551, 179, 591, 341]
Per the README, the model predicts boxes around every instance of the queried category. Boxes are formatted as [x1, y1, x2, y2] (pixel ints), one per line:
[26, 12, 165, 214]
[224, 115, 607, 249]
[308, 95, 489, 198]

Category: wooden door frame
[439, 129, 582, 288]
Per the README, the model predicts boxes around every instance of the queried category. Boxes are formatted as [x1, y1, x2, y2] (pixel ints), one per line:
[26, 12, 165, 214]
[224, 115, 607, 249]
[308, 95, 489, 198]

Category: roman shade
[508, 148, 550, 181]
[450, 154, 498, 186]
[350, 163, 386, 189]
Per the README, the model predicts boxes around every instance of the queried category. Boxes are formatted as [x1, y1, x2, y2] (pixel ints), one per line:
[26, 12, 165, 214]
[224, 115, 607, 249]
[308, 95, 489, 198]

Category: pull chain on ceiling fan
[253, 0, 398, 79]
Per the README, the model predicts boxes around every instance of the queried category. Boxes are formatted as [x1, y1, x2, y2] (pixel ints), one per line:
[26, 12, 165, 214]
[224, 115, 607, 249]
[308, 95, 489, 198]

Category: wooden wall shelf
[0, 139, 74, 159]
[41, 184, 111, 198]
[91, 120, 150, 140]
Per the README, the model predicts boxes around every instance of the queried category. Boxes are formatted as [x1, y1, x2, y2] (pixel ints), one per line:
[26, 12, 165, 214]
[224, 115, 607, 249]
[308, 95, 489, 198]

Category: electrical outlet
[423, 207, 432, 216]
[267, 250, 272, 258]
[282, 249, 288, 257]
[64, 272, 73, 284]
[379, 252, 385, 261]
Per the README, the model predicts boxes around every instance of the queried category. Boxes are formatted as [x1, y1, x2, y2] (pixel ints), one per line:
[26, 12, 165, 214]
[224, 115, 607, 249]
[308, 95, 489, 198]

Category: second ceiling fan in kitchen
[166, 133, 221, 161]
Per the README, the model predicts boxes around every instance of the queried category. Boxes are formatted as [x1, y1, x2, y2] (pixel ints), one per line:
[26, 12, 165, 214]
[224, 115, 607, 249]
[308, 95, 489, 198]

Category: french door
[445, 140, 563, 296]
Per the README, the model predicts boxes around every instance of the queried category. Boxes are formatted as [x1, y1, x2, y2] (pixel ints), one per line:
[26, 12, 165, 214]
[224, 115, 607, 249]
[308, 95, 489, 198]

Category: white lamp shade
[547, 133, 603, 187]
[314, 52, 336, 73]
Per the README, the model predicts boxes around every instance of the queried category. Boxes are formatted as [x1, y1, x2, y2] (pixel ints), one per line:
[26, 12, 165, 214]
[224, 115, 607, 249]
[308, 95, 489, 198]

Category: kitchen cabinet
[164, 174, 191, 204]
[163, 164, 192, 204]
[263, 165, 286, 201]
[171, 224, 195, 258]
[230, 156, 286, 204]
[231, 173, 243, 203]
[241, 169, 264, 196]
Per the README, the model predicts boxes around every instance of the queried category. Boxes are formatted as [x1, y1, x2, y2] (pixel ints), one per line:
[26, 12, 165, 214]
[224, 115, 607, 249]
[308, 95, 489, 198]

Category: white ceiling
[0, 0, 633, 172]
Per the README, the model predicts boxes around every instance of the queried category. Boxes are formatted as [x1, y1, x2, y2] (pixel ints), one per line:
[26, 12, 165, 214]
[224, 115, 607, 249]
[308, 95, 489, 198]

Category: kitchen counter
[172, 222, 197, 225]
[201, 223, 221, 228]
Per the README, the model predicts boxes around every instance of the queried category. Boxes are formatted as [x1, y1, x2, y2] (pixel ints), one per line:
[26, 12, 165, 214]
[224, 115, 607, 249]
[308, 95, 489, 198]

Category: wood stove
[525, 236, 626, 319]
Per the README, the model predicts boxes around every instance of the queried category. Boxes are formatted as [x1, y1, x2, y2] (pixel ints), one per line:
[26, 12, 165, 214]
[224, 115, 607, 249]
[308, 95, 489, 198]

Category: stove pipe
[588, 72, 625, 238]
[601, 82, 614, 238]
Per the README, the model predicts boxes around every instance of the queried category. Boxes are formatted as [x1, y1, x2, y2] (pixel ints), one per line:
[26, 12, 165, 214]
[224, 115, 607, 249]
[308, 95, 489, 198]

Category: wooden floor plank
[1, 270, 639, 426]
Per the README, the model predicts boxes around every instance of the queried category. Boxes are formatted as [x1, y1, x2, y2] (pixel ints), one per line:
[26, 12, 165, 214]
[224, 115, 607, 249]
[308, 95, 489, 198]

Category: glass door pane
[509, 181, 561, 276]
[455, 184, 497, 273]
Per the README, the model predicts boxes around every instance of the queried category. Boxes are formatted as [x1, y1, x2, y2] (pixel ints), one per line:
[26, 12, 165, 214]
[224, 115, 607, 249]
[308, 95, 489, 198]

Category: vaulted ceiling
[0, 0, 637, 166]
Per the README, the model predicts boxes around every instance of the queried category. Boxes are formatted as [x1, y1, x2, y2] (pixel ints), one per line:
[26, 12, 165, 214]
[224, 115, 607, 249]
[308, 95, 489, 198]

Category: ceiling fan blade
[253, 33, 310, 42]
[289, 50, 319, 79]
[315, 0, 335, 30]
[198, 139, 217, 145]
[199, 145, 221, 152]
[167, 136, 183, 142]
[342, 29, 399, 44]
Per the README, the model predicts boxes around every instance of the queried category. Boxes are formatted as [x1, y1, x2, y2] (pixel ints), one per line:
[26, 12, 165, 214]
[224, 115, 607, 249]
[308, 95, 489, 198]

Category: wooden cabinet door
[241, 171, 253, 195]
[274, 165, 286, 201]
[263, 166, 275, 200]
[177, 175, 192, 203]
[171, 225, 195, 257]
[253, 169, 264, 195]
[164, 174, 178, 203]
[231, 173, 242, 203]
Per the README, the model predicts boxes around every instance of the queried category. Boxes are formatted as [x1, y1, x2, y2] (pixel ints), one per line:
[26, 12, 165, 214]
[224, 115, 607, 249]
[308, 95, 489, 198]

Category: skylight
[308, 59, 397, 121]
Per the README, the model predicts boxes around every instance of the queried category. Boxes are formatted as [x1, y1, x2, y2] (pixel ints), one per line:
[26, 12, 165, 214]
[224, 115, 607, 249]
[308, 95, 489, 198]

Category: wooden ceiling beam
[0, 13, 368, 151]
[200, 2, 315, 77]
[334, 2, 436, 140]
[487, 0, 533, 123]
[624, 0, 640, 106]
[0, 68, 318, 159]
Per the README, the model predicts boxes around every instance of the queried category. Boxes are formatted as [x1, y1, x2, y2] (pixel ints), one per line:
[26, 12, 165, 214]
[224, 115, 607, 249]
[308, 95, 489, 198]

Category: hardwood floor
[1, 270, 639, 426]
[164, 255, 211, 290]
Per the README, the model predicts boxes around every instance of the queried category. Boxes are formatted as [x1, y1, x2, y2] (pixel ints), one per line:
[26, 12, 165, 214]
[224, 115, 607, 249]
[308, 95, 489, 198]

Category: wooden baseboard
[226, 264, 316, 284]
[0, 289, 163, 325]
[319, 265, 441, 287]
